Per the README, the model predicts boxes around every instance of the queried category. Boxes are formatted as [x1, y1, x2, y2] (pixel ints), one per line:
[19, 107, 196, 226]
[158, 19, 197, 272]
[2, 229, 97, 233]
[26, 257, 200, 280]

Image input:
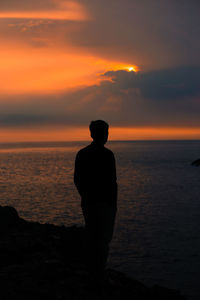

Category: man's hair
[89, 120, 109, 138]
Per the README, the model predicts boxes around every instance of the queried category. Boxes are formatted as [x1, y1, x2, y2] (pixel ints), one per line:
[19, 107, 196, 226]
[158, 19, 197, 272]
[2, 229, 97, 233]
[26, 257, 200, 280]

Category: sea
[0, 140, 200, 299]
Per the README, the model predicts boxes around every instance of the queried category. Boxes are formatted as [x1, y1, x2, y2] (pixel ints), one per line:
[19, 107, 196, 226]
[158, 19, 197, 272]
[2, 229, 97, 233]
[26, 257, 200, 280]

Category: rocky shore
[0, 206, 186, 300]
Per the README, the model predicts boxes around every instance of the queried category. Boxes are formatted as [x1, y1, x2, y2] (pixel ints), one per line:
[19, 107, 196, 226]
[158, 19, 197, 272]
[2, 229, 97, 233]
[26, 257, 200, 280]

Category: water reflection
[1, 141, 200, 299]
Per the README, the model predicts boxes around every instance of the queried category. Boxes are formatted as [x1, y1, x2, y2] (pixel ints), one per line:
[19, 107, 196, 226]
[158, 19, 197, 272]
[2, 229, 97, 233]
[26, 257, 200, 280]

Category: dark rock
[0, 205, 20, 229]
[0, 206, 187, 300]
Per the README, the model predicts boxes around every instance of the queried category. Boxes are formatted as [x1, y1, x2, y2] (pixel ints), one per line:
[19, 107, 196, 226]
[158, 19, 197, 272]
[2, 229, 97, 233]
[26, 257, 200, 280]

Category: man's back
[74, 141, 117, 207]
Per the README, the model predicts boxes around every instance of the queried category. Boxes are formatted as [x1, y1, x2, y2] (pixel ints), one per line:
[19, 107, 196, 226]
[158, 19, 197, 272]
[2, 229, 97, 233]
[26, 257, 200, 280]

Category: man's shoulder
[76, 144, 93, 157]
[76, 143, 114, 158]
[103, 146, 114, 156]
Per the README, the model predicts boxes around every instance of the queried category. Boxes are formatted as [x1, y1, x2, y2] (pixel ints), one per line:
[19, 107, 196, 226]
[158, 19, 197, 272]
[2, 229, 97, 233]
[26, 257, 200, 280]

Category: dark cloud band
[0, 65, 200, 128]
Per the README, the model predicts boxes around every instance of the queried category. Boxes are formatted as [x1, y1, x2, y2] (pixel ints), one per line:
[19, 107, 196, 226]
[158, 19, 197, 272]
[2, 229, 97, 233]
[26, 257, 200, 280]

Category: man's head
[89, 120, 109, 145]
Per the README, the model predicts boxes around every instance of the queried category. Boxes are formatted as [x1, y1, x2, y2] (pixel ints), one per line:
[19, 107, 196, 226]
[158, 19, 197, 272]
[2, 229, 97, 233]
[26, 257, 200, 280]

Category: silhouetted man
[74, 120, 117, 281]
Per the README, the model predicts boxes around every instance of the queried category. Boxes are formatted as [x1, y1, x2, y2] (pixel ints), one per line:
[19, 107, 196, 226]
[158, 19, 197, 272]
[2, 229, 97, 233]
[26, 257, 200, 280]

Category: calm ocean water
[0, 140, 200, 299]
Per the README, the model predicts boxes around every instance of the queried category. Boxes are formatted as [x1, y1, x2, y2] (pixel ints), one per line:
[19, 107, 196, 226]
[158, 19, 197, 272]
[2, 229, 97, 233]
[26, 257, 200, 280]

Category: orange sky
[0, 127, 200, 143]
[0, 0, 136, 94]
[0, 0, 199, 141]
[0, 44, 137, 94]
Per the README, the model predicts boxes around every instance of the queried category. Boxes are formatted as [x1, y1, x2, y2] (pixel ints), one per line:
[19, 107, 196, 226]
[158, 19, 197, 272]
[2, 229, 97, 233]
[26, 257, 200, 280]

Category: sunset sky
[0, 0, 200, 141]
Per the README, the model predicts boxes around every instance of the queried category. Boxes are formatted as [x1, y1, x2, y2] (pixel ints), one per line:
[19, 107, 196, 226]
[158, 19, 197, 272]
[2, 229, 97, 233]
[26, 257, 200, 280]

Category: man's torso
[74, 142, 117, 207]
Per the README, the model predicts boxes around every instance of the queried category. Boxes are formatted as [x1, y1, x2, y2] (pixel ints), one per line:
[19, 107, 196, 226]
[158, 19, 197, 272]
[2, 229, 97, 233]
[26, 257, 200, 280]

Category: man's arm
[74, 152, 84, 196]
[111, 152, 118, 202]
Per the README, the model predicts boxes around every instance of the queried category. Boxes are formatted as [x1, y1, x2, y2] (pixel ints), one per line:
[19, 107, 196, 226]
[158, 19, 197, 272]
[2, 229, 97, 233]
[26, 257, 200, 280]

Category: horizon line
[0, 138, 200, 145]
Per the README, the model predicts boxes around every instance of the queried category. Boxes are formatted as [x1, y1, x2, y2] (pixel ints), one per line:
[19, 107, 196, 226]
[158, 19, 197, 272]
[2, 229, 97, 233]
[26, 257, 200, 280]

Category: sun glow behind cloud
[95, 60, 139, 74]
[0, 0, 138, 94]
[0, 43, 138, 94]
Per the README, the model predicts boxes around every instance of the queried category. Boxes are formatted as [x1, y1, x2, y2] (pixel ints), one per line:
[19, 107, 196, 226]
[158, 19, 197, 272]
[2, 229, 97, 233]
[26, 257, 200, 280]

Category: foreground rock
[0, 206, 186, 300]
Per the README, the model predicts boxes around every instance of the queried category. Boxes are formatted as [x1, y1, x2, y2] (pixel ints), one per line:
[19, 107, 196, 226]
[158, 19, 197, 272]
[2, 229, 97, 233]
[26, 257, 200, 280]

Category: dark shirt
[74, 141, 117, 208]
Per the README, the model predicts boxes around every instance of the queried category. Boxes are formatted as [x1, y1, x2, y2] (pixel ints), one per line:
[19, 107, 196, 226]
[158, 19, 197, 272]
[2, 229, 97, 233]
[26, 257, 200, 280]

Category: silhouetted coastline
[0, 205, 186, 300]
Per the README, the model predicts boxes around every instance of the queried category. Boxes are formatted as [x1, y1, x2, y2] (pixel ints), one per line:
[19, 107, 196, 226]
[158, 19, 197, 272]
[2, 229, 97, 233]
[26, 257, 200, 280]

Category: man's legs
[82, 202, 116, 280]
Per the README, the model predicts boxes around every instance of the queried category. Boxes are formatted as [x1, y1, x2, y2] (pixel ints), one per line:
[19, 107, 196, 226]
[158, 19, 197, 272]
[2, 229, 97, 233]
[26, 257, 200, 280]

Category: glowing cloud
[0, 43, 138, 94]
[0, 1, 88, 21]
